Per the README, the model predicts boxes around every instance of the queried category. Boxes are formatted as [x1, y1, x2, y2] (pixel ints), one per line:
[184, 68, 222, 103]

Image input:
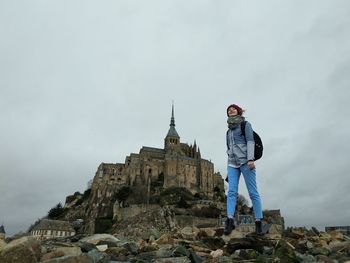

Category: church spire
[170, 102, 175, 127]
[166, 102, 179, 138]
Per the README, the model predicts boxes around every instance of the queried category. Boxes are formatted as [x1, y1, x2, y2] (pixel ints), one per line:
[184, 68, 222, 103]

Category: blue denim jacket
[226, 121, 255, 167]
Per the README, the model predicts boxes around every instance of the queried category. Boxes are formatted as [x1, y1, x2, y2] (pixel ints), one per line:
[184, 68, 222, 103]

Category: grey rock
[122, 242, 139, 255]
[77, 242, 97, 253]
[155, 257, 191, 263]
[172, 245, 190, 257]
[188, 249, 203, 263]
[87, 248, 110, 263]
[263, 246, 273, 255]
[295, 251, 316, 263]
[311, 246, 331, 256]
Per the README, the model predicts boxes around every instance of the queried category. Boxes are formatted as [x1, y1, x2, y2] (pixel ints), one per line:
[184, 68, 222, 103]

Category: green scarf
[227, 115, 245, 129]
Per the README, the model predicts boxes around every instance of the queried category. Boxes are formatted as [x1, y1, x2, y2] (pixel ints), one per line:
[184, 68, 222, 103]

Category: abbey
[85, 105, 224, 226]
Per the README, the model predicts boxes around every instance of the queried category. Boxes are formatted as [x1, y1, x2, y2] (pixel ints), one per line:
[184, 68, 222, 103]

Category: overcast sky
[1, 1, 350, 237]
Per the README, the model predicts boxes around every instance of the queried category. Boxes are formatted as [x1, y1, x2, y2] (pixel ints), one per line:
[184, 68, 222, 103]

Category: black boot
[255, 220, 263, 235]
[224, 218, 235, 235]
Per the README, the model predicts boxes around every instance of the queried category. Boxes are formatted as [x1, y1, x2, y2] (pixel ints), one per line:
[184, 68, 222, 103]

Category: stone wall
[113, 204, 160, 221]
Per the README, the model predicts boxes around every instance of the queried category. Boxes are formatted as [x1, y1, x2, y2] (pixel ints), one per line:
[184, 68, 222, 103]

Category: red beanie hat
[227, 104, 243, 116]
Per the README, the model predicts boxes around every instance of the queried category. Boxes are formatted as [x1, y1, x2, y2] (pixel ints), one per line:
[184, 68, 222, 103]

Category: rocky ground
[1, 225, 350, 263]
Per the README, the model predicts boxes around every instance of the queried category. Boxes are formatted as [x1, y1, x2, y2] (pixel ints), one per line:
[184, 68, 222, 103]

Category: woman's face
[228, 107, 238, 116]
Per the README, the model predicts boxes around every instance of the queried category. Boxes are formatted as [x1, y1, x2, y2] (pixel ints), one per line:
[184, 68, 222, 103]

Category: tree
[47, 202, 65, 219]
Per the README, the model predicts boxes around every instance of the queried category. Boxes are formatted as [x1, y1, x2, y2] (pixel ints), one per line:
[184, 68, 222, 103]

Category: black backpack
[225, 122, 263, 182]
[226, 121, 263, 161]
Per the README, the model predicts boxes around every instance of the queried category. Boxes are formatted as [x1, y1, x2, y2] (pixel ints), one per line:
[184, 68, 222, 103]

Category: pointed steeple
[166, 102, 179, 138]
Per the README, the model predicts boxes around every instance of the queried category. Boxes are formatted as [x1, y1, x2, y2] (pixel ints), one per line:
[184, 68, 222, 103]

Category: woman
[224, 104, 263, 235]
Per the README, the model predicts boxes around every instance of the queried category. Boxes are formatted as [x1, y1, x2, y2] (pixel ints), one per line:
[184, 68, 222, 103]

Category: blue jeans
[227, 164, 263, 220]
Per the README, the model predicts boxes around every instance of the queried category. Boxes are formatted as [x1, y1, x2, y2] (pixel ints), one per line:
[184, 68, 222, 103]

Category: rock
[238, 249, 259, 260]
[311, 227, 320, 236]
[295, 251, 316, 263]
[87, 249, 110, 263]
[155, 234, 175, 245]
[188, 249, 203, 263]
[41, 251, 66, 261]
[197, 228, 216, 238]
[41, 254, 94, 263]
[80, 234, 120, 246]
[190, 245, 211, 254]
[0, 239, 6, 248]
[172, 245, 190, 257]
[311, 246, 331, 256]
[201, 236, 225, 250]
[42, 246, 82, 261]
[155, 247, 173, 258]
[105, 247, 129, 261]
[0, 236, 41, 263]
[316, 254, 336, 263]
[96, 244, 108, 252]
[328, 230, 343, 241]
[283, 228, 305, 239]
[210, 249, 223, 258]
[275, 239, 299, 263]
[142, 228, 161, 241]
[155, 256, 191, 263]
[221, 229, 244, 242]
[139, 243, 159, 253]
[77, 242, 96, 253]
[263, 246, 273, 255]
[225, 236, 273, 254]
[122, 242, 139, 255]
[180, 227, 194, 240]
[328, 241, 350, 253]
[319, 232, 332, 243]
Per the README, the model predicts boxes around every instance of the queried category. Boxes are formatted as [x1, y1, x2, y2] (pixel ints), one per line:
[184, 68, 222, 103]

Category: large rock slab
[0, 236, 41, 263]
[79, 234, 120, 246]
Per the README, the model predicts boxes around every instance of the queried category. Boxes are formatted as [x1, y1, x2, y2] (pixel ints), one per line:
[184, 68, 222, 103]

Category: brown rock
[0, 236, 41, 263]
[210, 249, 223, 258]
[316, 255, 336, 263]
[328, 230, 343, 241]
[328, 241, 350, 253]
[155, 234, 175, 245]
[41, 251, 66, 261]
[190, 245, 211, 253]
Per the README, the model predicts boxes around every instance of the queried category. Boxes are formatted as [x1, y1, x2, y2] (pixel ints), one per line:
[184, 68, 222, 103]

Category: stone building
[85, 105, 224, 232]
[326, 226, 350, 235]
[30, 219, 75, 240]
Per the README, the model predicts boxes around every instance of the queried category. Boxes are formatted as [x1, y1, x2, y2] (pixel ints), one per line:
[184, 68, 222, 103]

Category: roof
[0, 225, 5, 234]
[31, 219, 74, 232]
[166, 126, 180, 138]
[140, 146, 165, 154]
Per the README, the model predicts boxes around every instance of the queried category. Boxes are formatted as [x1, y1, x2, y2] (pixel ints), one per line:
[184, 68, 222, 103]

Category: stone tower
[164, 103, 181, 153]
[0, 225, 5, 240]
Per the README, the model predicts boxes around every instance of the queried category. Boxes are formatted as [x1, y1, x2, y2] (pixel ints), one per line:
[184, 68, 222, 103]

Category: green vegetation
[47, 202, 65, 219]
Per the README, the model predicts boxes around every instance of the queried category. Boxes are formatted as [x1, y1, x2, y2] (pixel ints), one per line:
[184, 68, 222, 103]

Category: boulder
[210, 249, 223, 258]
[155, 234, 175, 245]
[155, 256, 191, 263]
[0, 236, 41, 263]
[275, 239, 299, 263]
[79, 234, 120, 246]
[41, 247, 82, 261]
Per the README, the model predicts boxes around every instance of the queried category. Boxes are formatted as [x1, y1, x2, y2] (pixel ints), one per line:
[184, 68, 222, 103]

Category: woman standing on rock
[224, 104, 263, 235]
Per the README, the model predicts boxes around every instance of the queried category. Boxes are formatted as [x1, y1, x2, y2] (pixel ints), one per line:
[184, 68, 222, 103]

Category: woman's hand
[247, 160, 255, 170]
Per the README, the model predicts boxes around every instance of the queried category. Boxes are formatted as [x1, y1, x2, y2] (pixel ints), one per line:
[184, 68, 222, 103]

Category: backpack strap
[226, 130, 229, 149]
[240, 121, 247, 141]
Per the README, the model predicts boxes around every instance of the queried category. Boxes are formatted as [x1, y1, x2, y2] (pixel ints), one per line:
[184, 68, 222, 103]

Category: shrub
[48, 203, 65, 219]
